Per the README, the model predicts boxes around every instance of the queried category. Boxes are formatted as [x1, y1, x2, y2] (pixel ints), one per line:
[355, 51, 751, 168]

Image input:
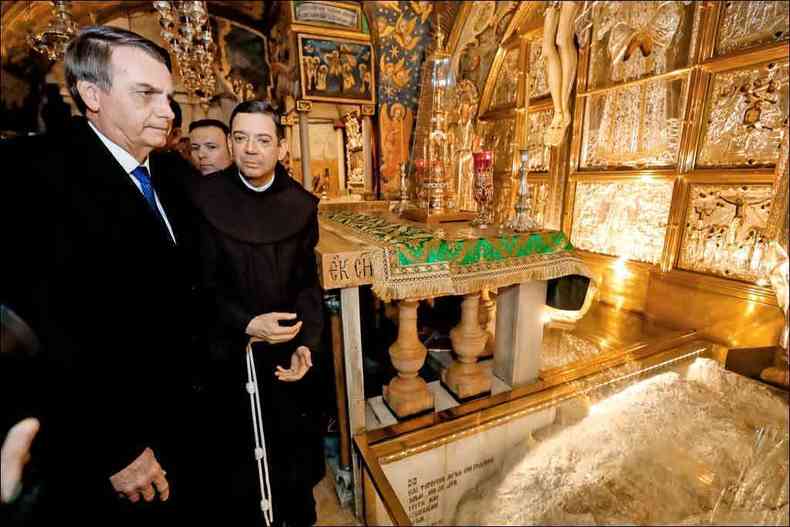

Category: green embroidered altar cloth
[320, 209, 593, 302]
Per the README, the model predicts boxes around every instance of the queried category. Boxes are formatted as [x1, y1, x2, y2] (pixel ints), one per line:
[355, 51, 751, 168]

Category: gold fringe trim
[371, 255, 596, 302]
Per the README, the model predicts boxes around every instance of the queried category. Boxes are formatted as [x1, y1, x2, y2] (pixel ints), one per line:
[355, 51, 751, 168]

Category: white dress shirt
[238, 170, 275, 193]
[88, 121, 176, 243]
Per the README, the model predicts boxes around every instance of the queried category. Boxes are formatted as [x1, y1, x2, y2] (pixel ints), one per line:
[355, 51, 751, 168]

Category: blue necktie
[131, 165, 171, 240]
[131, 165, 159, 213]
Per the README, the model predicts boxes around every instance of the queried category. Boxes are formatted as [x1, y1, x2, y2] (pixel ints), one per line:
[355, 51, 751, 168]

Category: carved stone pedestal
[443, 293, 491, 400]
[383, 300, 434, 418]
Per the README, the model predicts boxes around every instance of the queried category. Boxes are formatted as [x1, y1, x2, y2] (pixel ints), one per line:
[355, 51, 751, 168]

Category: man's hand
[246, 312, 302, 344]
[275, 346, 312, 382]
[1, 417, 39, 504]
[110, 447, 169, 503]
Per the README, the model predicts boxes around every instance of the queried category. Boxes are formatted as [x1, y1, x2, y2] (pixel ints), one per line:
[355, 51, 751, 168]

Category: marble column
[494, 281, 547, 386]
[299, 110, 312, 192]
[362, 115, 374, 196]
[335, 123, 346, 194]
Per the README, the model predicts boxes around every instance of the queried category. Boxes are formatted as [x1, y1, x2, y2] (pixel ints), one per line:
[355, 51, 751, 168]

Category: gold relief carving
[528, 181, 549, 228]
[698, 61, 789, 168]
[477, 115, 517, 224]
[571, 180, 674, 264]
[449, 80, 480, 212]
[492, 172, 515, 226]
[581, 76, 688, 169]
[477, 117, 516, 174]
[587, 1, 694, 90]
[678, 184, 774, 282]
[716, 0, 790, 57]
[528, 39, 549, 99]
[527, 109, 552, 173]
[766, 133, 789, 246]
[492, 46, 520, 109]
[343, 111, 365, 192]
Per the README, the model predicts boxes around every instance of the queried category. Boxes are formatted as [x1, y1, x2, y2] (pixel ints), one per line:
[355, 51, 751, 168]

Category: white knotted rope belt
[245, 338, 274, 526]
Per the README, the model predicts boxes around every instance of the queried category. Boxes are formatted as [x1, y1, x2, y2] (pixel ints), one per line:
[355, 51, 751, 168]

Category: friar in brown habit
[188, 101, 324, 527]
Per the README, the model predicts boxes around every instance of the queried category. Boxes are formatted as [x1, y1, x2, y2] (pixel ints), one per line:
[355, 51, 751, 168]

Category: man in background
[189, 118, 232, 175]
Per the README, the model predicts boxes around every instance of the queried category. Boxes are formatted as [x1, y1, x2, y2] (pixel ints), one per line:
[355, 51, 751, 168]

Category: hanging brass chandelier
[153, 1, 217, 104]
[27, 0, 79, 62]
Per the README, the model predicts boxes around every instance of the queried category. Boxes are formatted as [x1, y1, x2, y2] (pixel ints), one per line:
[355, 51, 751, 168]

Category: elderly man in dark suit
[1, 26, 202, 523]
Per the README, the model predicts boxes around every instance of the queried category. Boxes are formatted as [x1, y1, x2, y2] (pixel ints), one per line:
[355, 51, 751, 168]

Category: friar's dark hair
[229, 100, 285, 140]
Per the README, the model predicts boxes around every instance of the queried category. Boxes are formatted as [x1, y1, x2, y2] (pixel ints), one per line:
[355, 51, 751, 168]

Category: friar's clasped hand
[245, 312, 303, 344]
[245, 312, 312, 381]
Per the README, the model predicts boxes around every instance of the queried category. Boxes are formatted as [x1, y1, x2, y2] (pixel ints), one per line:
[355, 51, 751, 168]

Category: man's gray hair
[65, 25, 172, 115]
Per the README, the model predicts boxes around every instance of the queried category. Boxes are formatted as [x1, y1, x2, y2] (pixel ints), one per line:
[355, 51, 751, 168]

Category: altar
[316, 204, 596, 513]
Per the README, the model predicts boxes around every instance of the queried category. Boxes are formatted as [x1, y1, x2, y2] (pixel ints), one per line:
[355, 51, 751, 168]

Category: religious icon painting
[298, 34, 376, 104]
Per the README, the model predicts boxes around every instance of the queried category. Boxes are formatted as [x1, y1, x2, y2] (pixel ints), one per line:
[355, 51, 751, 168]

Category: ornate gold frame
[296, 33, 376, 105]
[290, 1, 363, 33]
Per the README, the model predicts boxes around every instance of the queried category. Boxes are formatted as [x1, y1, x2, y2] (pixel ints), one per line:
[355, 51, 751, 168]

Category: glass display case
[355, 341, 789, 526]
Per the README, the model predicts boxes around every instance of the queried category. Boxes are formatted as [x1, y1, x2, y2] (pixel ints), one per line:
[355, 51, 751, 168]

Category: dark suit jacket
[1, 118, 202, 503]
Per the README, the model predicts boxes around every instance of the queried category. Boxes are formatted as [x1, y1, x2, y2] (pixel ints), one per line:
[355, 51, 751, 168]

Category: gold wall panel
[698, 60, 789, 168]
[528, 181, 549, 228]
[715, 0, 790, 57]
[491, 45, 520, 109]
[678, 184, 774, 282]
[581, 76, 688, 169]
[477, 116, 516, 173]
[586, 1, 696, 90]
[526, 108, 552, 172]
[528, 38, 549, 99]
[571, 180, 674, 264]
[456, 1, 518, 97]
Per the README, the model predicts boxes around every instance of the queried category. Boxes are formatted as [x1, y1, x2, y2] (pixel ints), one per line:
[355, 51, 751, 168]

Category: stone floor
[314, 465, 360, 526]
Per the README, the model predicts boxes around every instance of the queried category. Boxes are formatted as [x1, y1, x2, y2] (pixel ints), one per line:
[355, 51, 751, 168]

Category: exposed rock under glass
[455, 359, 789, 525]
